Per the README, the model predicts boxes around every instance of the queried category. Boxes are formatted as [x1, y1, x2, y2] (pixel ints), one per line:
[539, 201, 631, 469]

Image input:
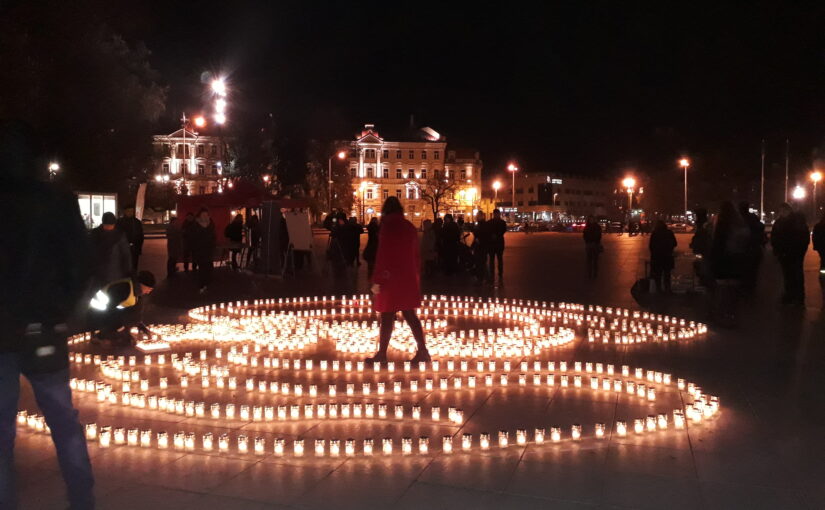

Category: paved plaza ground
[12, 231, 825, 509]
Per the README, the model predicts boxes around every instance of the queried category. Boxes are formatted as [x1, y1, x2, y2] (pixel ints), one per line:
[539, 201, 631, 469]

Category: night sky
[124, 1, 825, 204]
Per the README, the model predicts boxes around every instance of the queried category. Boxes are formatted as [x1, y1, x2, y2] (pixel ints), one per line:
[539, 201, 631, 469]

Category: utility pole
[784, 138, 789, 203]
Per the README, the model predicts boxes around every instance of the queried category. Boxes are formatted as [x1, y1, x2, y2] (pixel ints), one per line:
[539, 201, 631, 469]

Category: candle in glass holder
[345, 439, 355, 456]
[315, 439, 325, 456]
[363, 438, 373, 456]
[202, 433, 214, 451]
[140, 430, 152, 448]
[616, 421, 627, 437]
[294, 439, 304, 457]
[498, 430, 508, 448]
[330, 439, 341, 457]
[157, 431, 168, 449]
[595, 423, 605, 439]
[274, 438, 285, 456]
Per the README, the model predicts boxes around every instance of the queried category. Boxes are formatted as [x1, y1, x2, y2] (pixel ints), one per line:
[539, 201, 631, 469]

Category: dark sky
[127, 1, 825, 200]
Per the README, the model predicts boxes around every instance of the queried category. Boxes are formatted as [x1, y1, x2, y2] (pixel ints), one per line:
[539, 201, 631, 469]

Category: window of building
[396, 189, 402, 199]
[382, 168, 389, 178]
[446, 170, 452, 179]
[162, 163, 169, 173]
[518, 201, 523, 206]
[351, 168, 357, 178]
[434, 151, 440, 160]
[197, 144, 204, 156]
[395, 150, 402, 159]
[176, 144, 183, 157]
[421, 169, 427, 179]
[367, 167, 374, 178]
[198, 164, 205, 175]
[460, 169, 467, 179]
[528, 186, 534, 193]
[383, 189, 388, 200]
[366, 189, 373, 200]
[407, 187, 416, 199]
[211, 145, 218, 157]
[466, 168, 471, 178]
[350, 149, 357, 158]
[185, 145, 190, 158]
[365, 149, 375, 159]
[421, 150, 427, 159]
[516, 188, 523, 194]
[211, 164, 218, 175]
[408, 169, 415, 179]
[434, 169, 440, 179]
[382, 149, 389, 158]
[198, 186, 205, 195]
[408, 150, 415, 159]
[163, 143, 171, 156]
[396, 168, 402, 179]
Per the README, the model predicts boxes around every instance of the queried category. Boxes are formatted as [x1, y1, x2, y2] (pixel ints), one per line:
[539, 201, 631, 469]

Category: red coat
[371, 213, 421, 312]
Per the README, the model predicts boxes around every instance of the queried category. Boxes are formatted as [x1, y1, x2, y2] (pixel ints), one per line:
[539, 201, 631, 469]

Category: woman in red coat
[366, 197, 430, 363]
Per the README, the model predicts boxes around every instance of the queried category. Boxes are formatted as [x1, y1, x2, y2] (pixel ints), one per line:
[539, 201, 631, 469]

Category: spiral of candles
[16, 295, 716, 459]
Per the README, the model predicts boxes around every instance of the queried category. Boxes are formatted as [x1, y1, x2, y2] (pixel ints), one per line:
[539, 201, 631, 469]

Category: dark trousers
[183, 248, 196, 271]
[130, 245, 140, 271]
[650, 260, 672, 292]
[0, 354, 94, 509]
[166, 256, 178, 277]
[585, 244, 600, 279]
[488, 247, 504, 278]
[196, 255, 212, 289]
[779, 254, 805, 303]
[375, 310, 427, 356]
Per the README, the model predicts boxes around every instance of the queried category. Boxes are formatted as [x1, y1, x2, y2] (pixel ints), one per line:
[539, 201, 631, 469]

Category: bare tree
[417, 174, 459, 218]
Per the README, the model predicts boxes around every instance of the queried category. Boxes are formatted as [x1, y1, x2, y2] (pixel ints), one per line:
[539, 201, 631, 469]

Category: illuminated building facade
[342, 124, 482, 225]
[153, 129, 226, 195]
[497, 173, 620, 221]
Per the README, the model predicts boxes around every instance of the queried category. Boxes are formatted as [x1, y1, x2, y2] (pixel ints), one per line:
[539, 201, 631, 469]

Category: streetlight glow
[811, 170, 823, 183]
[792, 185, 806, 200]
[507, 163, 518, 172]
[337, 150, 347, 160]
[214, 112, 226, 125]
[211, 78, 227, 97]
[622, 177, 636, 189]
[679, 158, 690, 168]
[48, 162, 60, 172]
[193, 116, 206, 128]
[492, 181, 501, 191]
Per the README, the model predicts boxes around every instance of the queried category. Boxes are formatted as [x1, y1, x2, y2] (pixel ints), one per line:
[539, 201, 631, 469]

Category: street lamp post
[507, 163, 518, 222]
[811, 170, 823, 218]
[48, 162, 60, 181]
[679, 158, 690, 219]
[492, 180, 501, 209]
[329, 150, 347, 213]
[622, 176, 636, 213]
[792, 185, 806, 202]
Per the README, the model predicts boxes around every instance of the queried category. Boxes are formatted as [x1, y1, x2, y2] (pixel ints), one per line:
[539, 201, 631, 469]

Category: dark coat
[488, 217, 507, 250]
[190, 219, 216, 260]
[649, 227, 677, 271]
[89, 226, 132, 287]
[583, 223, 602, 244]
[372, 213, 421, 312]
[812, 220, 825, 253]
[771, 213, 809, 258]
[363, 221, 380, 263]
[166, 220, 183, 259]
[224, 220, 244, 243]
[116, 215, 144, 254]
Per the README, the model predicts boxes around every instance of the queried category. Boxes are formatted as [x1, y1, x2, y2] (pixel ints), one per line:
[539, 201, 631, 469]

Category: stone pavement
[12, 232, 825, 509]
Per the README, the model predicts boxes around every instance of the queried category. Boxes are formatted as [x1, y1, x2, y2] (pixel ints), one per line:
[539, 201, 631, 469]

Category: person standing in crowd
[420, 219, 437, 277]
[708, 202, 750, 325]
[440, 214, 461, 275]
[246, 213, 261, 268]
[366, 197, 429, 363]
[191, 208, 216, 294]
[224, 213, 244, 270]
[582, 216, 602, 279]
[472, 211, 491, 283]
[771, 203, 810, 306]
[738, 201, 765, 293]
[0, 121, 95, 509]
[116, 206, 144, 271]
[362, 217, 380, 278]
[327, 212, 349, 275]
[649, 220, 677, 293]
[488, 209, 507, 283]
[89, 212, 132, 290]
[346, 217, 363, 268]
[165, 216, 183, 278]
[813, 212, 825, 275]
[182, 212, 196, 272]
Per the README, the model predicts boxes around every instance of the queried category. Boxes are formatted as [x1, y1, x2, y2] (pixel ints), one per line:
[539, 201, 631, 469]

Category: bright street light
[679, 158, 690, 217]
[211, 78, 227, 97]
[792, 185, 806, 201]
[48, 162, 60, 172]
[214, 112, 226, 125]
[622, 176, 636, 211]
[507, 163, 518, 219]
[193, 116, 206, 128]
[811, 170, 823, 217]
[337, 150, 347, 160]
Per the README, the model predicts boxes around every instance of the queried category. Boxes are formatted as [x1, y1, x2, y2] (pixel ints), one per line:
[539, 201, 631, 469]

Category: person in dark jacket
[182, 212, 196, 272]
[813, 212, 825, 275]
[737, 201, 765, 293]
[89, 211, 132, 289]
[363, 217, 380, 278]
[0, 121, 94, 509]
[191, 208, 216, 293]
[488, 209, 507, 283]
[771, 203, 810, 305]
[246, 213, 261, 268]
[472, 211, 491, 282]
[345, 217, 363, 267]
[649, 220, 677, 292]
[327, 213, 349, 275]
[582, 216, 602, 279]
[224, 213, 244, 270]
[116, 206, 144, 271]
[166, 216, 183, 278]
[440, 214, 461, 275]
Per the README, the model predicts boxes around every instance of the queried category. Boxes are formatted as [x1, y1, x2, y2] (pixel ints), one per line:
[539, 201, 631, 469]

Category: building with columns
[152, 128, 227, 195]
[341, 124, 482, 225]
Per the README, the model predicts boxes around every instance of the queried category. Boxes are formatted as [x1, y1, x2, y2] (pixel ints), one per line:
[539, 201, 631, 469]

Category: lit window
[396, 168, 402, 179]
[434, 151, 440, 160]
[421, 151, 427, 159]
[408, 169, 415, 179]
[382, 168, 389, 178]
[421, 169, 427, 179]
[162, 163, 169, 174]
[198, 164, 205, 175]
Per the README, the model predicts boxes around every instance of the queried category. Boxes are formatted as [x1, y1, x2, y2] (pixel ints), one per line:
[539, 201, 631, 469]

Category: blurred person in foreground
[366, 197, 429, 363]
[115, 206, 144, 271]
[0, 121, 95, 509]
[771, 203, 810, 306]
[812, 211, 825, 275]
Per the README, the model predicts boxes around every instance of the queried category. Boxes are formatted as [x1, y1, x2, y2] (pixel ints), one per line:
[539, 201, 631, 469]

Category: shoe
[365, 353, 388, 364]
[409, 350, 431, 363]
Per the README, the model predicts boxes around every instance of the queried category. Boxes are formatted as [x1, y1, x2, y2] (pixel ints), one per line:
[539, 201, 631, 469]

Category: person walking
[649, 220, 677, 292]
[190, 208, 216, 294]
[89, 212, 132, 290]
[771, 203, 810, 306]
[366, 197, 429, 363]
[420, 219, 437, 277]
[472, 211, 491, 283]
[363, 217, 380, 278]
[488, 209, 507, 283]
[813, 212, 825, 275]
[165, 216, 183, 278]
[582, 216, 602, 279]
[440, 214, 461, 275]
[0, 121, 95, 509]
[116, 206, 144, 271]
[224, 213, 244, 270]
[181, 212, 196, 272]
